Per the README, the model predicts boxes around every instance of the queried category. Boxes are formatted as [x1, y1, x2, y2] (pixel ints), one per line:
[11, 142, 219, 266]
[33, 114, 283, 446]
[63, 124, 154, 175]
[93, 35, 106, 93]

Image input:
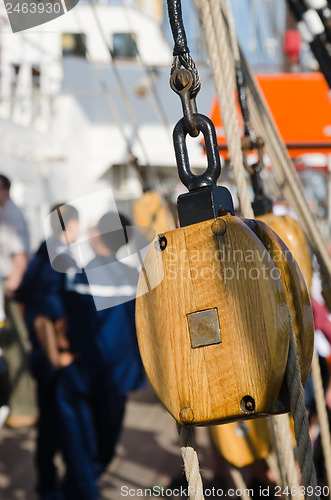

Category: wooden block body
[209, 216, 313, 464]
[257, 213, 312, 290]
[243, 218, 314, 386]
[133, 191, 173, 235]
[210, 418, 273, 468]
[136, 216, 290, 426]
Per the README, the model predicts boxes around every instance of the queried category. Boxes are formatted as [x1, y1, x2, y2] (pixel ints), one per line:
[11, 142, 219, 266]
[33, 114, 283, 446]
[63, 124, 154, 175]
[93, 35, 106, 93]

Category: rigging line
[87, 0, 175, 229]
[72, 6, 132, 153]
[167, 0, 201, 97]
[87, 0, 151, 163]
[267, 0, 282, 41]
[249, 0, 260, 54]
[88, 2, 165, 184]
[122, 3, 173, 146]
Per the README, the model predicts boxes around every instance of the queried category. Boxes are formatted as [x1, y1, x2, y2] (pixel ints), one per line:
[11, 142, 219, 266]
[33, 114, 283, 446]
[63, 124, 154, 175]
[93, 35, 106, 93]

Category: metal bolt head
[240, 396, 256, 414]
[179, 407, 194, 424]
[174, 71, 190, 90]
[170, 69, 193, 94]
[212, 218, 226, 236]
[159, 235, 167, 251]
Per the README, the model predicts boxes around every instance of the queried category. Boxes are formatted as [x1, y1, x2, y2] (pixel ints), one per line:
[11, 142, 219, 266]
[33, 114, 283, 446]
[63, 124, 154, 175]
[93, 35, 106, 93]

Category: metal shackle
[173, 113, 221, 191]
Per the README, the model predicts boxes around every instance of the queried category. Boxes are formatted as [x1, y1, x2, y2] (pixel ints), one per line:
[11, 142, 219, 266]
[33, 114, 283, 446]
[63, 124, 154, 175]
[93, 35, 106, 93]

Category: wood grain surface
[243, 218, 314, 386]
[133, 191, 174, 236]
[136, 215, 290, 426]
[257, 213, 313, 290]
[209, 418, 273, 467]
[210, 216, 313, 462]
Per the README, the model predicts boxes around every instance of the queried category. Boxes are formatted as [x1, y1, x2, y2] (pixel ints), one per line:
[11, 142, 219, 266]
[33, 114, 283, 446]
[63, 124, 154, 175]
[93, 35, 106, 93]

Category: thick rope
[228, 465, 252, 499]
[88, 0, 175, 231]
[219, 1, 302, 491]
[194, 3, 319, 497]
[239, 49, 331, 304]
[194, 0, 254, 219]
[270, 414, 302, 497]
[311, 350, 331, 497]
[287, 327, 320, 499]
[177, 424, 205, 500]
[222, 0, 240, 62]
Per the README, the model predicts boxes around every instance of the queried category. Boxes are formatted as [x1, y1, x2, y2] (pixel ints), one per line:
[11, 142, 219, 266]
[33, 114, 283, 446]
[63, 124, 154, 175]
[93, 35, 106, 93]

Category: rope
[87, 0, 175, 230]
[122, 4, 173, 145]
[266, 451, 283, 489]
[311, 350, 331, 497]
[222, 0, 240, 62]
[220, 1, 301, 493]
[194, 0, 254, 218]
[228, 465, 252, 499]
[222, 0, 256, 142]
[287, 327, 319, 499]
[167, 0, 190, 56]
[239, 48, 331, 304]
[269, 414, 302, 497]
[177, 424, 205, 500]
[194, 3, 320, 498]
[221, 4, 319, 495]
[166, 0, 201, 97]
[73, 7, 132, 154]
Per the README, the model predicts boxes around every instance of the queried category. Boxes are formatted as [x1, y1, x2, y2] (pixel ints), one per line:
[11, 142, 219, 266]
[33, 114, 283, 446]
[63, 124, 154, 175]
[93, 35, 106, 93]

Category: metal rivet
[179, 407, 194, 424]
[155, 234, 167, 251]
[240, 396, 256, 414]
[173, 71, 190, 91]
[159, 235, 167, 251]
[212, 218, 226, 236]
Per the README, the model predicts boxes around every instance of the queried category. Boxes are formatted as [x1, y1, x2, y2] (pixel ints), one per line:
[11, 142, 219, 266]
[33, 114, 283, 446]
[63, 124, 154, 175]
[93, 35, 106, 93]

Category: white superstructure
[0, 1, 204, 246]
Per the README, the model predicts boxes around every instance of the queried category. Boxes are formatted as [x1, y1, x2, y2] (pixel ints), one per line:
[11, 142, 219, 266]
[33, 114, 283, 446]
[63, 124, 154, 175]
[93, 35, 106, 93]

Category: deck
[0, 383, 221, 500]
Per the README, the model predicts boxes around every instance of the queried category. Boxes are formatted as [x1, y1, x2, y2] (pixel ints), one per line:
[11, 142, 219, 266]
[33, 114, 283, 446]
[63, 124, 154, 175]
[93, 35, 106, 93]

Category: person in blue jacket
[55, 211, 145, 500]
[15, 203, 80, 500]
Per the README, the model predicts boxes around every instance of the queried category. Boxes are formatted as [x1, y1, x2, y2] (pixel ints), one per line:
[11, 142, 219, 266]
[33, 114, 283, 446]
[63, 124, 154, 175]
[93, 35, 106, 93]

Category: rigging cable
[216, 0, 300, 494]
[192, 0, 254, 218]
[87, 0, 175, 229]
[193, 0, 320, 497]
[72, 7, 132, 154]
[121, 3, 173, 146]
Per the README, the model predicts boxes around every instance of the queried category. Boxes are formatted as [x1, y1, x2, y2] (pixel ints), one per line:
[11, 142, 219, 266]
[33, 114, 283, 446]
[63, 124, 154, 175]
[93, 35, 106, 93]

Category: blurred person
[0, 174, 35, 426]
[15, 203, 80, 500]
[55, 212, 144, 500]
[0, 174, 29, 295]
[0, 272, 9, 430]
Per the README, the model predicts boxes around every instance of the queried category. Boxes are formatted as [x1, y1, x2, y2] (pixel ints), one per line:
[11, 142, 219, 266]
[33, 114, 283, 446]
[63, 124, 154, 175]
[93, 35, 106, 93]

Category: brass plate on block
[187, 308, 221, 348]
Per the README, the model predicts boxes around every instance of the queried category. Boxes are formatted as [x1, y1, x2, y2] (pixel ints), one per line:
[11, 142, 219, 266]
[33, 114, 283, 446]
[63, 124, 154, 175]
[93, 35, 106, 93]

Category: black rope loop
[167, 0, 189, 56]
[173, 114, 221, 191]
[167, 0, 201, 98]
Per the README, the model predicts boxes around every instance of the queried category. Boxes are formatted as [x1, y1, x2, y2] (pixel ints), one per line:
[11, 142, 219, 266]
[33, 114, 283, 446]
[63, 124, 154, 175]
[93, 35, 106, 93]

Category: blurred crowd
[0, 174, 144, 500]
[0, 173, 331, 500]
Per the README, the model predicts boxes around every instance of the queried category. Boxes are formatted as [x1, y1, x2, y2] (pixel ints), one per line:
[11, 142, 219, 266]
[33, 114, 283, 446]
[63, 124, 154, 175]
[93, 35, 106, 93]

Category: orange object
[210, 72, 331, 158]
[257, 212, 313, 290]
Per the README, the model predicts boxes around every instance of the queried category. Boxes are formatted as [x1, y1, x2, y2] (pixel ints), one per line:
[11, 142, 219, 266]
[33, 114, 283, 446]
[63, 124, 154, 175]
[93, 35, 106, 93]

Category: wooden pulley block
[257, 212, 312, 290]
[133, 191, 174, 236]
[210, 418, 273, 468]
[243, 218, 314, 387]
[136, 215, 291, 426]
